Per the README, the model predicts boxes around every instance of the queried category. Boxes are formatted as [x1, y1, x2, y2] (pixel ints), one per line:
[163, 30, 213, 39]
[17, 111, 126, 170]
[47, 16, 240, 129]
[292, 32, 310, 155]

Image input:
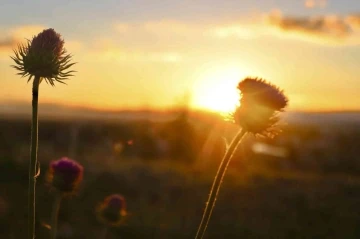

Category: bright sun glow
[192, 65, 247, 113]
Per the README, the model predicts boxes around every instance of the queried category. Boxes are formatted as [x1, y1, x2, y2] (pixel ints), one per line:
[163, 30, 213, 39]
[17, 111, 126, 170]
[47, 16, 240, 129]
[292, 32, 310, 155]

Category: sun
[192, 65, 247, 113]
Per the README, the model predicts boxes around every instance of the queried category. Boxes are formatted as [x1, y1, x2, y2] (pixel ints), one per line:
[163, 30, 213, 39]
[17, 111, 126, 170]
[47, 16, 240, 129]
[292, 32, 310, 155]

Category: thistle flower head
[10, 28, 76, 86]
[47, 157, 83, 194]
[30, 29, 64, 58]
[233, 77, 288, 136]
[96, 194, 127, 227]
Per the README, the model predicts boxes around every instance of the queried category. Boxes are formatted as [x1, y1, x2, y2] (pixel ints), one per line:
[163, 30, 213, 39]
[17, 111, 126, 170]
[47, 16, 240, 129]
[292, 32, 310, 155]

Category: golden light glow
[192, 65, 246, 113]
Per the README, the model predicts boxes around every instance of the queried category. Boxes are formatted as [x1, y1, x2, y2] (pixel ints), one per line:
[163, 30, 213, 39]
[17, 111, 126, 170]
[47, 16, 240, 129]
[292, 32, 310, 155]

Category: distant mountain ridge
[0, 101, 177, 122]
[0, 101, 359, 125]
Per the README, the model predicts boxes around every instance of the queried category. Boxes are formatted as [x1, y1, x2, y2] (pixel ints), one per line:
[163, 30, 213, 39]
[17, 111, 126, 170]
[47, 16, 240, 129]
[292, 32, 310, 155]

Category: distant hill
[0, 101, 178, 122]
[0, 101, 359, 125]
[282, 111, 360, 125]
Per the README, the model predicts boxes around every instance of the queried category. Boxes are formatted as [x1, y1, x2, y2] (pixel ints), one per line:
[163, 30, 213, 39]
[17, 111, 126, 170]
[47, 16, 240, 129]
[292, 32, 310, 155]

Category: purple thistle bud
[96, 194, 127, 227]
[47, 157, 83, 194]
[108, 195, 126, 209]
[233, 77, 288, 136]
[10, 28, 76, 86]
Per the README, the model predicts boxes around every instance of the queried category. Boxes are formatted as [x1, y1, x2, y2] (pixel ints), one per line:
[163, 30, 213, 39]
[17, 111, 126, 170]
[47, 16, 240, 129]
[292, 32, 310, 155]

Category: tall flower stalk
[29, 75, 40, 239]
[50, 192, 62, 239]
[10, 28, 76, 239]
[47, 157, 83, 239]
[195, 77, 288, 239]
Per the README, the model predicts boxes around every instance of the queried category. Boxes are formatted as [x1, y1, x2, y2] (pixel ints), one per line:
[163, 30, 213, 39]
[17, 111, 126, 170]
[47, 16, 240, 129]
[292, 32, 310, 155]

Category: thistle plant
[10, 28, 76, 239]
[195, 77, 288, 239]
[46, 157, 84, 239]
[96, 194, 127, 239]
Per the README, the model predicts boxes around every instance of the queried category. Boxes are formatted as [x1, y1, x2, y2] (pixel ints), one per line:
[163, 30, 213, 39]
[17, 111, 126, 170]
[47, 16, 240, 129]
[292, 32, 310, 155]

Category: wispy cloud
[208, 24, 262, 39]
[114, 20, 204, 37]
[304, 0, 327, 9]
[114, 19, 263, 41]
[267, 10, 351, 38]
[112, 15, 360, 47]
[9, 25, 46, 40]
[143, 20, 201, 36]
[89, 38, 183, 63]
[266, 10, 360, 45]
[0, 37, 16, 50]
[0, 25, 46, 55]
[346, 14, 360, 28]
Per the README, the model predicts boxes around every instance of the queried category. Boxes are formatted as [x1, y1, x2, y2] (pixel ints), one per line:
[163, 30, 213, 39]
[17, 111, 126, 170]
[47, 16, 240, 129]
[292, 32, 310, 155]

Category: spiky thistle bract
[10, 28, 76, 86]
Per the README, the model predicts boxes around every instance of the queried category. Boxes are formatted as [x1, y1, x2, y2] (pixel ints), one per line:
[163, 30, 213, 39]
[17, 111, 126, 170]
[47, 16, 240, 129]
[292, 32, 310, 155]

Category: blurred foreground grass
[1, 115, 360, 238]
[2, 157, 360, 239]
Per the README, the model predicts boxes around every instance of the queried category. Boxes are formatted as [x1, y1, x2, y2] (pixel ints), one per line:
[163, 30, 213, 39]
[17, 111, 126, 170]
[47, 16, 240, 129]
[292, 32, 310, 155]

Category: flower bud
[47, 157, 83, 194]
[233, 77, 288, 136]
[96, 194, 127, 227]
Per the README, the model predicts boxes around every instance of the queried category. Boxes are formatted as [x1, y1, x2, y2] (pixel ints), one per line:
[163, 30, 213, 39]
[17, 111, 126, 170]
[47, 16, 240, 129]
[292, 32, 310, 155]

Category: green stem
[100, 226, 109, 239]
[195, 129, 247, 239]
[50, 193, 62, 239]
[29, 75, 40, 239]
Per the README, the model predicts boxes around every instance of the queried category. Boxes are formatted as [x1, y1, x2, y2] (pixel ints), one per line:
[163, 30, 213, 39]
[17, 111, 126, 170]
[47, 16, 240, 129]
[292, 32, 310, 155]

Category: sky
[1, 0, 360, 112]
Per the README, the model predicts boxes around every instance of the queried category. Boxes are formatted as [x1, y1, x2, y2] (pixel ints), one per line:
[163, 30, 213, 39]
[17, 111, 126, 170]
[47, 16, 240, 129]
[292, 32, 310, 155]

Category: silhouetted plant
[195, 77, 288, 239]
[10, 28, 76, 239]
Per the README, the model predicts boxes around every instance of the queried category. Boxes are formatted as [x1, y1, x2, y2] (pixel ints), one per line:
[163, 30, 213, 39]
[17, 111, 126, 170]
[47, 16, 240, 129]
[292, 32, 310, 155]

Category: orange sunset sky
[1, 0, 360, 113]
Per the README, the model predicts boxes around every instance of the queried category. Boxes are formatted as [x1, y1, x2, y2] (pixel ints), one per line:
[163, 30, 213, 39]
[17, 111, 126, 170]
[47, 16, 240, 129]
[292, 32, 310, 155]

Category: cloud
[0, 25, 46, 55]
[9, 25, 46, 40]
[106, 13, 360, 57]
[268, 11, 351, 38]
[206, 10, 360, 45]
[113, 19, 265, 42]
[0, 37, 16, 50]
[207, 24, 262, 39]
[89, 38, 183, 63]
[346, 14, 360, 28]
[265, 10, 360, 45]
[304, 0, 327, 9]
[143, 20, 200, 36]
[112, 16, 360, 46]
[114, 20, 205, 38]
[100, 49, 183, 63]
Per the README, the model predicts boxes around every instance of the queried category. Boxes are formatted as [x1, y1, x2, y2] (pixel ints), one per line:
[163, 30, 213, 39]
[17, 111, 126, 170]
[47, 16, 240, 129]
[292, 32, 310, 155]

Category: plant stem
[50, 193, 62, 239]
[195, 129, 247, 239]
[29, 75, 40, 239]
[100, 227, 109, 239]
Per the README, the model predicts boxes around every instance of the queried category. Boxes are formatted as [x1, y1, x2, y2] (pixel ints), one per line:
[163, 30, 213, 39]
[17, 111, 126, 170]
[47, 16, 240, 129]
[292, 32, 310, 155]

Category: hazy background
[1, 0, 360, 239]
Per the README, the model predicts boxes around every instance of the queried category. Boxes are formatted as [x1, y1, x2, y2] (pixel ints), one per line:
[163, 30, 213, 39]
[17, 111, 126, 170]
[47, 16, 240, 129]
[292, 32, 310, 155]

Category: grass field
[1, 114, 360, 239]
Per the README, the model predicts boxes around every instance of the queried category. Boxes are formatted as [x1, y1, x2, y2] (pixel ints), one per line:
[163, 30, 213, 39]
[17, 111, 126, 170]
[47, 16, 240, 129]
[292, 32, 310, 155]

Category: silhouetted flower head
[96, 194, 127, 227]
[47, 157, 83, 194]
[233, 77, 288, 136]
[10, 28, 76, 86]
